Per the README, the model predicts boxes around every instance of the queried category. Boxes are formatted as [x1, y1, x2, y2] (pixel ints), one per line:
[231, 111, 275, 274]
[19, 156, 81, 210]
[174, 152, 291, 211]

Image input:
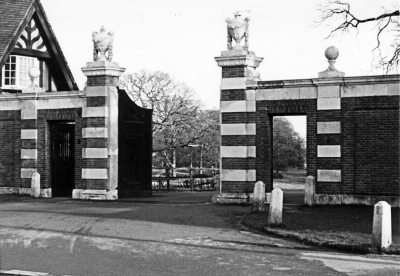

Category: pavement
[0, 191, 399, 276]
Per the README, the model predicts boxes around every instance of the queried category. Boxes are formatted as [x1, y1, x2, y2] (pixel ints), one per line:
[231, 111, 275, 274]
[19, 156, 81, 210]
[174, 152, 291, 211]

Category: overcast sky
[40, 0, 398, 138]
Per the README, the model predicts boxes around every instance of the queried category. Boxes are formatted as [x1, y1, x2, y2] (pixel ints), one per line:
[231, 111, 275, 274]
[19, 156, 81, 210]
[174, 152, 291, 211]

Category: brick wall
[0, 111, 20, 188]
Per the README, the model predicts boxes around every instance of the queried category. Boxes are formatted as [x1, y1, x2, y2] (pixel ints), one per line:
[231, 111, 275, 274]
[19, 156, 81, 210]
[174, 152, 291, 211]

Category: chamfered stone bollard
[268, 188, 283, 226]
[251, 181, 265, 212]
[372, 201, 392, 249]
[31, 172, 40, 198]
[304, 176, 315, 206]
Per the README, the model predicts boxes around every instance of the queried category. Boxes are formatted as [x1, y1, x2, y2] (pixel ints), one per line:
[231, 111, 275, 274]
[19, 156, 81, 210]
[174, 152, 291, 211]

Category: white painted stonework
[317, 145, 341, 158]
[82, 148, 108, 159]
[257, 87, 317, 101]
[372, 201, 392, 249]
[82, 107, 108, 118]
[21, 100, 37, 119]
[318, 86, 340, 98]
[317, 170, 341, 182]
[220, 146, 256, 158]
[21, 129, 38, 139]
[221, 101, 246, 113]
[317, 122, 341, 134]
[36, 97, 85, 110]
[317, 98, 341, 110]
[0, 100, 20, 110]
[82, 168, 108, 179]
[220, 77, 247, 90]
[245, 89, 255, 100]
[221, 123, 256, 135]
[82, 127, 108, 138]
[107, 89, 119, 190]
[342, 83, 399, 98]
[84, 86, 118, 97]
[21, 168, 37, 178]
[221, 169, 256, 181]
[220, 100, 255, 113]
[246, 101, 256, 112]
[21, 149, 37, 159]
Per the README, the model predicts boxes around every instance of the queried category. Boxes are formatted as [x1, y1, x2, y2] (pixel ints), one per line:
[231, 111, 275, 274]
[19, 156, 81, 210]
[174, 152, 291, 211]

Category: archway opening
[272, 115, 306, 193]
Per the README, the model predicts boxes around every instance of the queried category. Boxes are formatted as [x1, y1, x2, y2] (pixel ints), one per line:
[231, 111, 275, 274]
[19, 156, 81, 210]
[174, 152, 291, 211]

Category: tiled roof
[0, 0, 78, 90]
[0, 0, 35, 62]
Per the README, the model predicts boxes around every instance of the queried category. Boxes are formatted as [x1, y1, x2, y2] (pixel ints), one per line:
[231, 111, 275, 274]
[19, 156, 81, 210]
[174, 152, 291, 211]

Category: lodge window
[1, 55, 39, 90]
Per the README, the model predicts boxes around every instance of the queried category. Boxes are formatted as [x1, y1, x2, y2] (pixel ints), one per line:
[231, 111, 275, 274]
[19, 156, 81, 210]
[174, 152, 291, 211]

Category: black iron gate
[50, 122, 75, 197]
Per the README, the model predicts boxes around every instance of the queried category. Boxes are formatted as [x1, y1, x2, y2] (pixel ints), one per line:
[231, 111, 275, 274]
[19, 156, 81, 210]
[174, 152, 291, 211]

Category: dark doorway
[126, 136, 141, 188]
[50, 121, 75, 197]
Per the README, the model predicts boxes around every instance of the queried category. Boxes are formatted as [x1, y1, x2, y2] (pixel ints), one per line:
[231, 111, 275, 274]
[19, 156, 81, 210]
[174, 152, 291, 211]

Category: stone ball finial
[325, 46, 339, 60]
[28, 67, 40, 79]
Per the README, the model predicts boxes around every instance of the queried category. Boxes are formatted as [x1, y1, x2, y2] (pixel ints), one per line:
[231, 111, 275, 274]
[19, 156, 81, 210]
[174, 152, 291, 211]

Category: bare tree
[120, 70, 218, 171]
[316, 0, 399, 73]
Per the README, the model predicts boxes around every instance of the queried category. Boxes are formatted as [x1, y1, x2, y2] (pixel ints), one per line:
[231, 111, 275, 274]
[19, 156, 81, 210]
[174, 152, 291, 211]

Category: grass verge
[242, 205, 400, 255]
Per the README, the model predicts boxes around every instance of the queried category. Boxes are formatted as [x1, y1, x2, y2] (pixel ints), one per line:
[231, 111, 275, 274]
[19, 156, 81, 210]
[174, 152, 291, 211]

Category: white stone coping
[257, 87, 317, 100]
[221, 146, 256, 158]
[21, 129, 38, 139]
[215, 55, 263, 68]
[82, 148, 108, 159]
[82, 168, 108, 179]
[0, 91, 84, 100]
[81, 65, 126, 77]
[221, 123, 256, 135]
[246, 75, 400, 98]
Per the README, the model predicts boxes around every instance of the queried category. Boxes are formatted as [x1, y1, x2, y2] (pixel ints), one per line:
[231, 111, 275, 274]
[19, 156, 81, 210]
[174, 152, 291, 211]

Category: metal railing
[152, 176, 217, 191]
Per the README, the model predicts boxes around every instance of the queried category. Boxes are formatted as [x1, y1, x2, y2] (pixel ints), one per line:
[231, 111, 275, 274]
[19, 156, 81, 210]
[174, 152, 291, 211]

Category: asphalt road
[0, 192, 399, 276]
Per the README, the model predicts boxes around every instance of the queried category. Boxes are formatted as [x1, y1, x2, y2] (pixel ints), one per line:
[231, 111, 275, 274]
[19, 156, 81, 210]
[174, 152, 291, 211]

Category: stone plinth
[215, 50, 263, 81]
[81, 61, 126, 87]
[372, 201, 392, 249]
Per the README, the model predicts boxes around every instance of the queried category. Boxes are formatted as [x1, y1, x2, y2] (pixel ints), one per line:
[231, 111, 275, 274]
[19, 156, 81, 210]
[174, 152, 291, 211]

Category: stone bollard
[251, 181, 265, 212]
[304, 176, 315, 206]
[268, 188, 283, 226]
[31, 172, 40, 198]
[372, 201, 392, 249]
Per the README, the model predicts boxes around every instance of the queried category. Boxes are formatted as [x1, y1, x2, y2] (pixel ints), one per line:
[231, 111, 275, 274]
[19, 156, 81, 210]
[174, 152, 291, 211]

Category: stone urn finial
[21, 66, 44, 93]
[28, 67, 40, 87]
[92, 26, 114, 62]
[318, 46, 345, 78]
[225, 11, 250, 51]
